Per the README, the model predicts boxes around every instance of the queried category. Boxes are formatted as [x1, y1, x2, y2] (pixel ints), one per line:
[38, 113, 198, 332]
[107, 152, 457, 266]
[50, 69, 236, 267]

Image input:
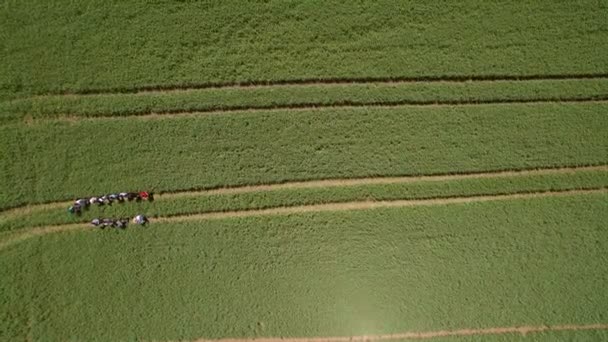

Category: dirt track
[0, 223, 87, 252]
[2, 164, 606, 218]
[30, 72, 608, 97]
[158, 187, 607, 223]
[34, 97, 608, 123]
[163, 164, 608, 198]
[185, 323, 608, 342]
[1, 187, 605, 252]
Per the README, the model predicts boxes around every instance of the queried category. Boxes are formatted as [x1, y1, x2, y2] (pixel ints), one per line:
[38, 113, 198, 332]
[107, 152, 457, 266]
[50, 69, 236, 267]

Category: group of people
[67, 191, 153, 229]
[91, 215, 148, 229]
[68, 191, 153, 214]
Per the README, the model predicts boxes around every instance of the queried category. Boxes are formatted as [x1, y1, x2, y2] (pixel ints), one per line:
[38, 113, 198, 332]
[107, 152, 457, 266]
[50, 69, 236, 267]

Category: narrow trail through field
[30, 72, 608, 98]
[185, 323, 608, 342]
[2, 164, 606, 218]
[157, 188, 607, 223]
[35, 97, 608, 123]
[1, 187, 606, 252]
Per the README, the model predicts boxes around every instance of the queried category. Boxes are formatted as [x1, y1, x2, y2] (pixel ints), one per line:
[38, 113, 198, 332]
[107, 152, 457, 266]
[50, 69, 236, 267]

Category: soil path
[28, 73, 608, 98]
[2, 164, 606, 219]
[35, 97, 608, 123]
[157, 188, 607, 223]
[1, 187, 605, 252]
[186, 323, 608, 342]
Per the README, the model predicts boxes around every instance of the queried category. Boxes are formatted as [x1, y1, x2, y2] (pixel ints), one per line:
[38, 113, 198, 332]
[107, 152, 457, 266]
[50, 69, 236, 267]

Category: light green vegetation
[1, 0, 608, 99]
[2, 0, 608, 340]
[1, 167, 606, 233]
[2, 102, 607, 210]
[1, 194, 607, 341]
[1, 78, 608, 122]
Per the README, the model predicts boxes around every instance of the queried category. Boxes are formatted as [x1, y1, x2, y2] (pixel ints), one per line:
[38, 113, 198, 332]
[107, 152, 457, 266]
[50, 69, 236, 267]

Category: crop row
[1, 193, 607, 340]
[1, 78, 608, 122]
[1, 1, 607, 99]
[1, 102, 607, 209]
[1, 167, 606, 233]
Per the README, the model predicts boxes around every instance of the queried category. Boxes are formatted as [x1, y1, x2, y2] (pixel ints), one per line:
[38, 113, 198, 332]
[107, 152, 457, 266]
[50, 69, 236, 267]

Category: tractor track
[184, 323, 608, 342]
[25, 96, 608, 123]
[27, 72, 608, 98]
[1, 187, 606, 252]
[1, 164, 606, 218]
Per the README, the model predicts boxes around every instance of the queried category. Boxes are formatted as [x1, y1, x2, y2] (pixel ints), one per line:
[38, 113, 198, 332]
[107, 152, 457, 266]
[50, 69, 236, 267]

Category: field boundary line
[26, 96, 608, 122]
[1, 187, 606, 252]
[183, 323, 608, 342]
[27, 72, 608, 97]
[158, 187, 607, 223]
[163, 164, 608, 198]
[1, 164, 606, 217]
[0, 223, 87, 252]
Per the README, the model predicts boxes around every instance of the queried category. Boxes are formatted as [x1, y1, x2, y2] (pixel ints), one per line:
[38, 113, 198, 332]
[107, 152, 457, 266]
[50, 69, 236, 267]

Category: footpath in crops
[185, 323, 608, 342]
[25, 73, 608, 97]
[1, 187, 606, 252]
[1, 164, 606, 218]
[4, 75, 607, 123]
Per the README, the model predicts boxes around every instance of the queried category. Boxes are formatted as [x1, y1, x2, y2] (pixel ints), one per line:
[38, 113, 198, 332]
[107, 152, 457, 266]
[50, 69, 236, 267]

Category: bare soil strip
[157, 188, 607, 223]
[0, 223, 87, 252]
[1, 188, 605, 252]
[163, 164, 608, 198]
[186, 323, 608, 342]
[30, 72, 608, 97]
[31, 97, 608, 123]
[0, 201, 72, 219]
[2, 164, 607, 218]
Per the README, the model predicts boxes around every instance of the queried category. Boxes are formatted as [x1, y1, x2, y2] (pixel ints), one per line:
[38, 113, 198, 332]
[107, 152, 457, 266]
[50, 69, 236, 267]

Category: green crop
[2, 1, 608, 340]
[1, 193, 606, 341]
[1, 102, 607, 209]
[1, 1, 607, 99]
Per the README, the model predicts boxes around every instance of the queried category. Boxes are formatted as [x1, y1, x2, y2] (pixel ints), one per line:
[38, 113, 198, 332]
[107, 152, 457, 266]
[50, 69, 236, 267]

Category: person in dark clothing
[114, 219, 128, 229]
[68, 205, 82, 215]
[126, 192, 140, 201]
[101, 218, 114, 228]
[118, 192, 128, 202]
[75, 198, 89, 208]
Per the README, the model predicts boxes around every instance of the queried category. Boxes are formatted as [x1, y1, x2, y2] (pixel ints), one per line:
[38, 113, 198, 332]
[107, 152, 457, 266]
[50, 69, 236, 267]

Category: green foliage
[1, 103, 607, 209]
[1, 1, 607, 340]
[1, 194, 607, 341]
[1, 167, 606, 233]
[1, 0, 607, 98]
[1, 78, 608, 121]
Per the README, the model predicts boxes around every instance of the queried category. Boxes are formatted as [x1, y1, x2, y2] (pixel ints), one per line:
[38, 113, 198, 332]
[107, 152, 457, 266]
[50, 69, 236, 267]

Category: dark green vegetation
[1, 0, 608, 99]
[2, 103, 607, 209]
[1, 194, 607, 341]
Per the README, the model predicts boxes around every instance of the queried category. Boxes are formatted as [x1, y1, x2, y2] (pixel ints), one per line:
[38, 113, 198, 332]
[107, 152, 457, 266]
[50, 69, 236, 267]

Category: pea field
[1, 1, 608, 341]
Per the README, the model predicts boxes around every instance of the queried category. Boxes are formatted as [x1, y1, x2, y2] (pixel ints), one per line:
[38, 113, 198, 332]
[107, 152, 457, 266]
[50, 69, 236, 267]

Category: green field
[1, 0, 607, 98]
[2, 194, 608, 341]
[1, 1, 608, 341]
